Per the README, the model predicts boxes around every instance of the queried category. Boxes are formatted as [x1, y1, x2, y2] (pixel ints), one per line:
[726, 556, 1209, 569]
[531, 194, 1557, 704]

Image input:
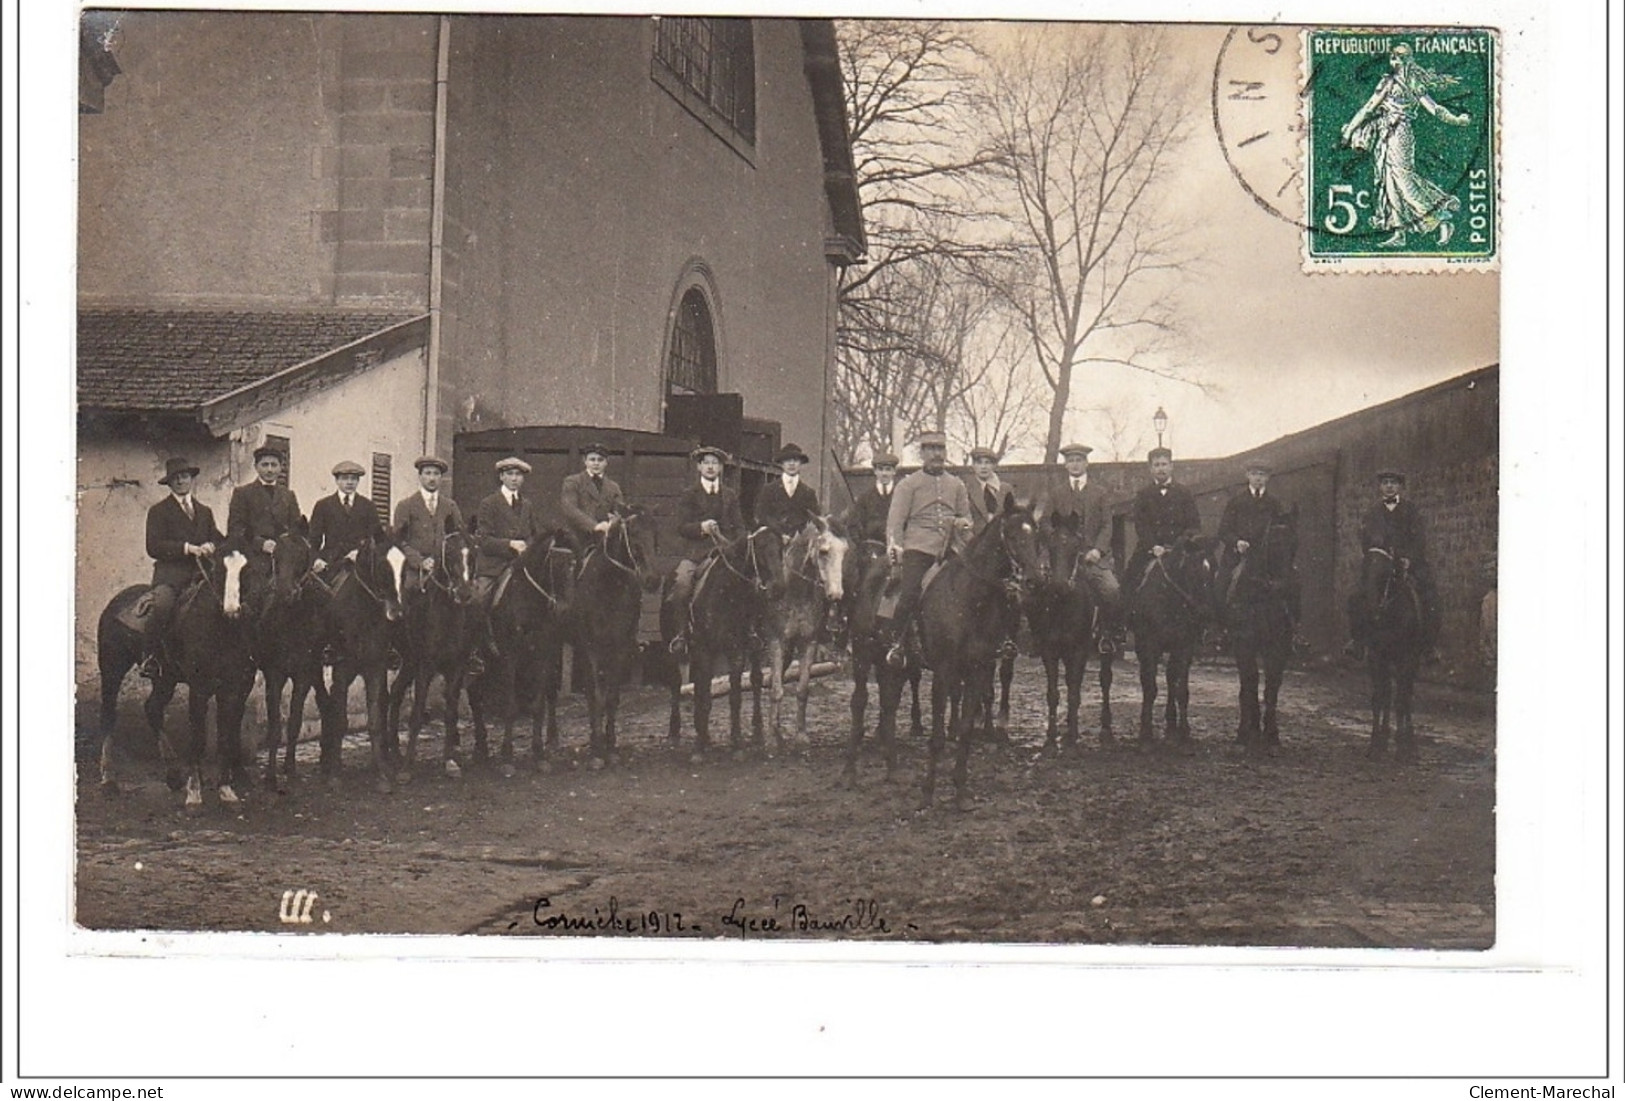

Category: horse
[1358, 546, 1426, 762]
[1026, 512, 1115, 753]
[1220, 515, 1298, 756]
[466, 531, 576, 774]
[570, 510, 658, 768]
[386, 528, 477, 779]
[762, 516, 848, 751]
[94, 549, 255, 807]
[662, 526, 784, 761]
[319, 535, 406, 792]
[1127, 536, 1213, 750]
[238, 529, 333, 791]
[840, 538, 922, 784]
[915, 495, 1042, 810]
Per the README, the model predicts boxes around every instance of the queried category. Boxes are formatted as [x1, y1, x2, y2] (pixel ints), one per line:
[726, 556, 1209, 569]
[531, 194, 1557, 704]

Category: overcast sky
[987, 23, 1499, 463]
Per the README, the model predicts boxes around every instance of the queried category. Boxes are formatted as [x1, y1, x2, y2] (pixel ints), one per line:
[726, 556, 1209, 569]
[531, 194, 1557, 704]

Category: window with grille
[666, 288, 718, 396]
[263, 434, 291, 487]
[652, 17, 756, 148]
[370, 452, 392, 527]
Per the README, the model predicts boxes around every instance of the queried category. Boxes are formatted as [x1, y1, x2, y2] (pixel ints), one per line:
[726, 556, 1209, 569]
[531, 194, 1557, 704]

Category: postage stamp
[1301, 28, 1499, 271]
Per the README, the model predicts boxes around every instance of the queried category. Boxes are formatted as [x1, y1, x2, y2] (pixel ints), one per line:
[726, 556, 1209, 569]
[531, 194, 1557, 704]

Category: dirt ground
[74, 654, 1495, 948]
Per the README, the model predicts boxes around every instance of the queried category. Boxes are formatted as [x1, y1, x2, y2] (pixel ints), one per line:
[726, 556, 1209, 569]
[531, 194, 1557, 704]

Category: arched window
[665, 287, 718, 396]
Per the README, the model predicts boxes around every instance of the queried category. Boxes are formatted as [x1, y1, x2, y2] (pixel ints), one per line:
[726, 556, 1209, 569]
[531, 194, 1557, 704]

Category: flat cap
[494, 456, 532, 474]
[968, 446, 998, 462]
[690, 445, 731, 464]
[252, 445, 286, 463]
[1244, 459, 1271, 474]
[580, 442, 612, 458]
[1059, 442, 1093, 458]
[871, 452, 901, 468]
[1375, 470, 1406, 484]
[331, 459, 366, 477]
[414, 455, 449, 473]
[1147, 446, 1173, 462]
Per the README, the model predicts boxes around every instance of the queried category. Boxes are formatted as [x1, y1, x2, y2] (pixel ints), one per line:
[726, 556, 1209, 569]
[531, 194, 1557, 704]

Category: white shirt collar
[1071, 474, 1087, 489]
[503, 487, 519, 504]
[701, 478, 719, 494]
[421, 488, 439, 506]
[781, 473, 799, 491]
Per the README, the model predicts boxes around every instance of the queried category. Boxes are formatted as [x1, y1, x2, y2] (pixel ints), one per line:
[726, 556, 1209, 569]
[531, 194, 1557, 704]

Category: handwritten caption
[507, 895, 916, 937]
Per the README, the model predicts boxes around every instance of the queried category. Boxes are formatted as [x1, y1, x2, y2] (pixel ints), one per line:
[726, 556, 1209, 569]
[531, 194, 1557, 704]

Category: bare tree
[978, 25, 1198, 463]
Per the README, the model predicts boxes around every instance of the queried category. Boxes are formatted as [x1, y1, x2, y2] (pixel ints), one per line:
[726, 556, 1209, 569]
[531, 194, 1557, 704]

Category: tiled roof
[77, 309, 421, 412]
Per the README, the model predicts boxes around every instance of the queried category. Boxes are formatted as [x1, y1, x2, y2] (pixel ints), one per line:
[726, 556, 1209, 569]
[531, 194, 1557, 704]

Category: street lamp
[1153, 406, 1168, 449]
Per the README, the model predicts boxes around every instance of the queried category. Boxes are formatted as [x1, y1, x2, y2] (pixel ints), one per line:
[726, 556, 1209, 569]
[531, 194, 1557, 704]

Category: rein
[587, 519, 642, 579]
[1149, 552, 1207, 612]
[519, 544, 574, 607]
[710, 527, 776, 591]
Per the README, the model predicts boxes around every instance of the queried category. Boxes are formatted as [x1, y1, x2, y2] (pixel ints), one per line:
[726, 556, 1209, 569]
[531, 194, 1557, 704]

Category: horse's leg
[1137, 648, 1158, 745]
[730, 656, 748, 755]
[544, 644, 564, 753]
[690, 650, 713, 758]
[468, 670, 491, 765]
[996, 654, 1014, 738]
[1261, 643, 1285, 753]
[1173, 649, 1194, 742]
[952, 673, 979, 811]
[1366, 655, 1390, 759]
[1064, 649, 1085, 749]
[1395, 655, 1420, 763]
[584, 651, 607, 767]
[497, 657, 519, 774]
[98, 644, 135, 791]
[217, 670, 253, 801]
[748, 641, 766, 749]
[1236, 644, 1260, 747]
[1098, 649, 1115, 746]
[441, 668, 465, 777]
[877, 664, 903, 780]
[143, 676, 181, 790]
[844, 657, 870, 783]
[1041, 653, 1061, 751]
[183, 685, 209, 810]
[366, 665, 394, 794]
[667, 656, 686, 746]
[921, 673, 948, 810]
[795, 639, 816, 744]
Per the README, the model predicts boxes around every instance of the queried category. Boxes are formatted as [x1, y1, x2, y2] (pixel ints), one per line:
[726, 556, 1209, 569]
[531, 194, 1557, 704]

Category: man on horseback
[841, 452, 899, 544]
[1126, 445, 1202, 592]
[1214, 460, 1302, 642]
[966, 445, 1021, 659]
[1034, 443, 1124, 654]
[470, 456, 551, 644]
[755, 443, 821, 540]
[141, 457, 224, 679]
[310, 459, 385, 573]
[879, 430, 971, 669]
[666, 445, 745, 655]
[560, 442, 628, 554]
[1347, 470, 1440, 661]
[393, 455, 465, 596]
[227, 444, 303, 558]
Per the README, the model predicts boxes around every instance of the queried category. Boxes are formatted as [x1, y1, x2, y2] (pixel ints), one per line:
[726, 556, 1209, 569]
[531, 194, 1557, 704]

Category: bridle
[1148, 545, 1208, 612]
[583, 515, 643, 579]
[708, 526, 779, 592]
[960, 513, 1032, 590]
[519, 542, 575, 607]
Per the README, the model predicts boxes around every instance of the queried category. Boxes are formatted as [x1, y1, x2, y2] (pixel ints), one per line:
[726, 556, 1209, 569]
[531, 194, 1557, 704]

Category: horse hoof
[375, 775, 394, 795]
[444, 759, 462, 779]
[396, 769, 413, 786]
[165, 769, 185, 793]
[218, 784, 241, 805]
[500, 763, 517, 780]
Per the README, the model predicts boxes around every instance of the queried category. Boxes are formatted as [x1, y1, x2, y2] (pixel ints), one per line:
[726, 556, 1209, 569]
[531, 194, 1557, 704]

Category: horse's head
[220, 549, 249, 619]
[737, 525, 786, 592]
[354, 535, 406, 621]
[792, 515, 848, 602]
[605, 509, 660, 592]
[1362, 545, 1403, 601]
[992, 493, 1043, 588]
[1040, 512, 1085, 586]
[440, 528, 476, 603]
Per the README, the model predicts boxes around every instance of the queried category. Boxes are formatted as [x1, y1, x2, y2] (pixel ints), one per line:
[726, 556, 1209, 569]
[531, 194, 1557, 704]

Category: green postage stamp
[1303, 28, 1499, 271]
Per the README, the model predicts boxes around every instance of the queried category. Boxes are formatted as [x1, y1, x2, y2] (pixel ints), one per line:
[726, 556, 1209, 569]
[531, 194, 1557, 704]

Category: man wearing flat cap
[841, 452, 901, 546]
[878, 430, 972, 668]
[227, 444, 302, 558]
[754, 443, 821, 539]
[1348, 470, 1439, 659]
[473, 456, 548, 585]
[1214, 459, 1301, 632]
[393, 455, 465, 595]
[310, 459, 386, 574]
[1126, 446, 1202, 590]
[560, 442, 628, 552]
[141, 457, 224, 678]
[1035, 443, 1124, 652]
[965, 445, 1021, 657]
[665, 445, 745, 653]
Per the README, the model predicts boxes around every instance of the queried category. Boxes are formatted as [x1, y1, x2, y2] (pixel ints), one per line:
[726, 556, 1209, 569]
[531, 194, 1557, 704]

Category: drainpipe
[424, 14, 451, 457]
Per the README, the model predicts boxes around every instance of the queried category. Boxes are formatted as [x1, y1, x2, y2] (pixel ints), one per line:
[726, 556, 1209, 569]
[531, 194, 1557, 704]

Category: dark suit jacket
[1130, 480, 1201, 555]
[559, 472, 627, 538]
[675, 481, 745, 559]
[1216, 490, 1290, 553]
[227, 480, 303, 550]
[1359, 498, 1429, 564]
[147, 494, 225, 589]
[841, 485, 895, 545]
[1034, 476, 1112, 554]
[309, 492, 385, 562]
[473, 490, 549, 577]
[393, 492, 465, 570]
[754, 478, 820, 538]
[965, 477, 1011, 535]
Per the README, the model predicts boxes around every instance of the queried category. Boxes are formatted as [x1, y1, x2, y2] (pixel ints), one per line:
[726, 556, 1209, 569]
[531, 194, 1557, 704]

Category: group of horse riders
[138, 431, 1441, 681]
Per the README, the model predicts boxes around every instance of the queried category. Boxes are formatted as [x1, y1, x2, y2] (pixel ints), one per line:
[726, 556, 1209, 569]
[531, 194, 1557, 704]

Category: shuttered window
[370, 452, 392, 526]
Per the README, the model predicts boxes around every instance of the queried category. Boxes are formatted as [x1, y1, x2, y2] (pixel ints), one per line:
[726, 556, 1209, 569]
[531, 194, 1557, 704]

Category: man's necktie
[511, 493, 521, 510]
[182, 497, 193, 520]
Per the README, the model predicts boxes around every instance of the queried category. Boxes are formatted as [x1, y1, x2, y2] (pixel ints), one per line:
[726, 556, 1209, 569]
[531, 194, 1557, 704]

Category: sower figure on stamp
[1347, 470, 1440, 662]
[1126, 445, 1203, 597]
[755, 443, 821, 541]
[665, 445, 745, 656]
[965, 446, 1021, 659]
[1214, 460, 1302, 646]
[878, 431, 971, 670]
[1034, 443, 1124, 654]
[226, 444, 303, 563]
[141, 457, 225, 679]
[559, 442, 629, 557]
[841, 452, 900, 546]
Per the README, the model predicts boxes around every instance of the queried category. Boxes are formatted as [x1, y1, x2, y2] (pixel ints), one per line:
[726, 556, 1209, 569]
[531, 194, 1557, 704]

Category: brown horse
[762, 516, 848, 751]
[1127, 536, 1213, 751]
[386, 528, 477, 779]
[916, 496, 1042, 809]
[840, 539, 922, 784]
[571, 510, 659, 768]
[319, 535, 406, 792]
[1358, 546, 1426, 762]
[1027, 512, 1116, 752]
[1220, 514, 1298, 756]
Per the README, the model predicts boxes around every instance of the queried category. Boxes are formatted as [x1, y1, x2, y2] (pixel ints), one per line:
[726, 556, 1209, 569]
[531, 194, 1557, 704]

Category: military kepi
[158, 457, 200, 486]
[332, 459, 365, 477]
[916, 431, 948, 448]
[494, 456, 532, 474]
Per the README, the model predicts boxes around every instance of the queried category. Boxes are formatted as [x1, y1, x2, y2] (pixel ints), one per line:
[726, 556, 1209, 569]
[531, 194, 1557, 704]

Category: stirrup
[1097, 634, 1117, 655]
[668, 636, 689, 657]
[885, 643, 907, 670]
[999, 638, 1019, 660]
[465, 652, 486, 677]
[139, 654, 161, 680]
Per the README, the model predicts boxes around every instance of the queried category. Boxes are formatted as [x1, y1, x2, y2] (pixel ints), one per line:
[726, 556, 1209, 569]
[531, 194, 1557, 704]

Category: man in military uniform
[840, 452, 900, 545]
[666, 445, 745, 654]
[141, 457, 224, 678]
[879, 431, 971, 668]
[1126, 446, 1202, 590]
[754, 443, 821, 539]
[227, 445, 303, 558]
[1213, 460, 1301, 634]
[1034, 443, 1124, 653]
[965, 445, 1020, 657]
[1348, 470, 1439, 660]
[560, 442, 628, 553]
[309, 459, 386, 574]
[393, 455, 465, 596]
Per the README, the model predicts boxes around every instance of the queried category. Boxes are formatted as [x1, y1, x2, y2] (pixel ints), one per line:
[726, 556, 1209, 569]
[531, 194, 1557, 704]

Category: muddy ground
[75, 655, 1495, 948]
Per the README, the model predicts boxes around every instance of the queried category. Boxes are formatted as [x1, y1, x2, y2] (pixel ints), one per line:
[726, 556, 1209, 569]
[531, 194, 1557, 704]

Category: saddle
[875, 557, 949, 620]
[114, 589, 157, 632]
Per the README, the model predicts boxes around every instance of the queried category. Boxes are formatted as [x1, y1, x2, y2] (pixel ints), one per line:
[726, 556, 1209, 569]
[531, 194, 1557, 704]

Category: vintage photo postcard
[8, 0, 1614, 1086]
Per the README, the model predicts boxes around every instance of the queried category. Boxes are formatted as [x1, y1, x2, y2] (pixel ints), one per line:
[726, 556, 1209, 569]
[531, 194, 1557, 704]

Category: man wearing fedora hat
[1214, 459, 1301, 633]
[560, 442, 628, 552]
[665, 445, 745, 653]
[227, 444, 302, 558]
[840, 452, 901, 545]
[755, 443, 821, 539]
[1348, 470, 1439, 660]
[140, 457, 225, 678]
[310, 459, 386, 574]
[878, 430, 971, 668]
[393, 455, 465, 594]
[1035, 443, 1124, 653]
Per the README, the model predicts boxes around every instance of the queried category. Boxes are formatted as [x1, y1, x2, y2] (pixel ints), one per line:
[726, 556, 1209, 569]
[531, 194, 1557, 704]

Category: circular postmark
[1212, 25, 1310, 229]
